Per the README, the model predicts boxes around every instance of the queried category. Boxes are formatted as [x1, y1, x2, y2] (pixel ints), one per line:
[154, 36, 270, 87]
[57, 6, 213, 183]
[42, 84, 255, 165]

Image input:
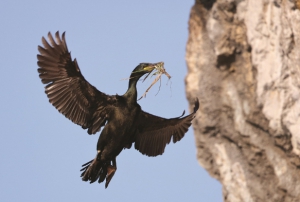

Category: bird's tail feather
[80, 158, 107, 184]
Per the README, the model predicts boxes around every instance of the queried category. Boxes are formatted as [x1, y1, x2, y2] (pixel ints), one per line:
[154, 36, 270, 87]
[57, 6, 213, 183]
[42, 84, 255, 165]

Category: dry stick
[138, 66, 171, 100]
[138, 73, 162, 100]
[155, 76, 162, 96]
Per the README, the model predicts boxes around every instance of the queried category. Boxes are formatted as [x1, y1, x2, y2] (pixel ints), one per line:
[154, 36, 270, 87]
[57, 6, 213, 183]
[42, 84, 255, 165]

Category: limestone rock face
[185, 0, 300, 201]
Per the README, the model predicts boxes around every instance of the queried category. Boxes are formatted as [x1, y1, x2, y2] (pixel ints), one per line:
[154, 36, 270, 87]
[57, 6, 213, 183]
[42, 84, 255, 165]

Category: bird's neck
[123, 75, 139, 103]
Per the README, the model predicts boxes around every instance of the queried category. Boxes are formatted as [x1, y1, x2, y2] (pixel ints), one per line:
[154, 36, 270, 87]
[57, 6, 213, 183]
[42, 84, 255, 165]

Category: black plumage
[37, 31, 199, 188]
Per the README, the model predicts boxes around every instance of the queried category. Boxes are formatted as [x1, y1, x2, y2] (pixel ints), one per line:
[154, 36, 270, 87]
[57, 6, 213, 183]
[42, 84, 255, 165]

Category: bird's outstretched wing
[37, 31, 115, 134]
[134, 98, 199, 156]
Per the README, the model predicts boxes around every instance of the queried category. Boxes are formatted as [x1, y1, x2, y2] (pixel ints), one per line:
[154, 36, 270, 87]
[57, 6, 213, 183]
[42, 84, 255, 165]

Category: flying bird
[37, 31, 199, 188]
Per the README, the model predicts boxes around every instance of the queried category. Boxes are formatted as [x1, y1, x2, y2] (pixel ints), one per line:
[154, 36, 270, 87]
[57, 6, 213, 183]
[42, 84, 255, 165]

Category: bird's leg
[96, 150, 101, 160]
[105, 157, 117, 188]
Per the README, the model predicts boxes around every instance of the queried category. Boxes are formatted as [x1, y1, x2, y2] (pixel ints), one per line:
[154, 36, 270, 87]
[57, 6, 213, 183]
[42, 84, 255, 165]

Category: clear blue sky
[0, 1, 222, 201]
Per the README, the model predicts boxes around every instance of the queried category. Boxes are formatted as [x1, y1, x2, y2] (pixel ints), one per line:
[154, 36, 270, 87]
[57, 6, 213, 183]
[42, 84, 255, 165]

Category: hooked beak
[143, 64, 155, 72]
[143, 62, 164, 72]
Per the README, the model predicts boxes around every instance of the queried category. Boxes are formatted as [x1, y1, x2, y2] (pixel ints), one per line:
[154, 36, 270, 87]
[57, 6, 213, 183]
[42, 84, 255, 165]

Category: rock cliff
[185, 0, 300, 201]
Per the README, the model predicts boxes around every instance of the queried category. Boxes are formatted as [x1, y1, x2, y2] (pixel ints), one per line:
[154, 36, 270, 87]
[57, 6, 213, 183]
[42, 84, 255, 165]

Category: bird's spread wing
[37, 31, 115, 134]
[134, 98, 199, 156]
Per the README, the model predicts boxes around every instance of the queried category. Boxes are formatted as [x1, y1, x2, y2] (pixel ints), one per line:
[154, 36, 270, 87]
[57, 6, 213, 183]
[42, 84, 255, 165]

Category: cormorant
[37, 32, 199, 188]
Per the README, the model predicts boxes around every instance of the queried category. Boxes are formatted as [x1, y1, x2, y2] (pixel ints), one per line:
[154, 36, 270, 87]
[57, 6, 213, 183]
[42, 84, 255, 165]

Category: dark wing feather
[37, 31, 115, 134]
[135, 98, 199, 156]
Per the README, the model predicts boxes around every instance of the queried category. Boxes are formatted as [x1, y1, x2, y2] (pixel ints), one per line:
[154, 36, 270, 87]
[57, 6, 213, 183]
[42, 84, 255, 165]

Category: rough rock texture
[185, 0, 300, 201]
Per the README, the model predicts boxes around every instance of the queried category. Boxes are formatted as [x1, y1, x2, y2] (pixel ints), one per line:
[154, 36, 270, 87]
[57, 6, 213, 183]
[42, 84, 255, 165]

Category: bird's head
[130, 62, 163, 80]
